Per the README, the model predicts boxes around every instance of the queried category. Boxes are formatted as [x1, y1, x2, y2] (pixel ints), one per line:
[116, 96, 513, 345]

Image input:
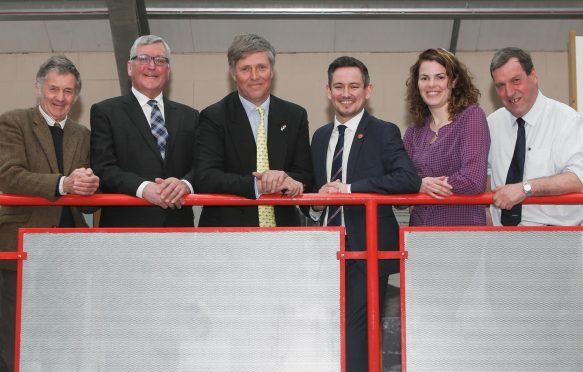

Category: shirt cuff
[136, 181, 151, 198]
[347, 184, 352, 193]
[58, 176, 65, 195]
[309, 207, 323, 222]
[254, 177, 260, 199]
[182, 179, 194, 194]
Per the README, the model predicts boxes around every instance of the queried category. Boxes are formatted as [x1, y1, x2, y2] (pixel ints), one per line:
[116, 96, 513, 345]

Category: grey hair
[490, 47, 534, 77]
[227, 33, 276, 71]
[129, 35, 171, 62]
[36, 55, 82, 95]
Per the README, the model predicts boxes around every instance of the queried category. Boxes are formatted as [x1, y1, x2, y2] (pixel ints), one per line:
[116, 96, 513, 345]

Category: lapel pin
[281, 125, 287, 131]
[357, 133, 364, 139]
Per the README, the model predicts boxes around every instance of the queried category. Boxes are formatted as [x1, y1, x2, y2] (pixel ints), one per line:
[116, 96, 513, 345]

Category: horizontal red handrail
[1, 192, 583, 206]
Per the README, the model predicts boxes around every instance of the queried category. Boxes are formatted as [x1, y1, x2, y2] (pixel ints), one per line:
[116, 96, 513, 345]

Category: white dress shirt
[312, 109, 365, 225]
[487, 91, 583, 225]
[38, 105, 67, 195]
[132, 87, 194, 197]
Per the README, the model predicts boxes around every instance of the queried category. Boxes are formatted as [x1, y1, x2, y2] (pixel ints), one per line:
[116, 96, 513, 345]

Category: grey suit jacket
[0, 107, 90, 269]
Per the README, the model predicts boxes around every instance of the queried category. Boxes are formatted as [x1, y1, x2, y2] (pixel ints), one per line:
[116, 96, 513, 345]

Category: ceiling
[2, 0, 583, 93]
[2, 1, 583, 54]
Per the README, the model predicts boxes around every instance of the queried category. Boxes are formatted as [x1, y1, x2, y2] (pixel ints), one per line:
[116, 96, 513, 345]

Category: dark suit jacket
[0, 107, 90, 270]
[195, 92, 312, 227]
[90, 93, 198, 227]
[311, 111, 421, 276]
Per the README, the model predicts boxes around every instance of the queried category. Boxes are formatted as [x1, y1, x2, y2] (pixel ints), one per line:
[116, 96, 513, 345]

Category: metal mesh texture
[404, 229, 583, 372]
[20, 230, 340, 372]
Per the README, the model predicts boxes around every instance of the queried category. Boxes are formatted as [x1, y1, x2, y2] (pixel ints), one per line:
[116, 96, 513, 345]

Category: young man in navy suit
[310, 56, 421, 371]
[91, 35, 198, 227]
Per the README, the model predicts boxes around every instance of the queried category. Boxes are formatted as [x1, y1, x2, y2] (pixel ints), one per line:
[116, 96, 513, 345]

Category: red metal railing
[2, 192, 583, 372]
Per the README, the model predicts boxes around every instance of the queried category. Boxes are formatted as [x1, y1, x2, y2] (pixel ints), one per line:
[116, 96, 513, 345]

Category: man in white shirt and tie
[487, 47, 583, 226]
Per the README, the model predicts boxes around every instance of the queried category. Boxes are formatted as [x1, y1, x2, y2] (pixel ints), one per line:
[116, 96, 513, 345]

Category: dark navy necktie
[501, 117, 526, 226]
[326, 125, 346, 226]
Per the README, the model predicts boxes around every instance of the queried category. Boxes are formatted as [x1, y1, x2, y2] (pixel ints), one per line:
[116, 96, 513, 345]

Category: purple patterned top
[403, 105, 490, 226]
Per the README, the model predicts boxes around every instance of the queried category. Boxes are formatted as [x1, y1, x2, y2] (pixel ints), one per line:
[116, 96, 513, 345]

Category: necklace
[430, 117, 451, 144]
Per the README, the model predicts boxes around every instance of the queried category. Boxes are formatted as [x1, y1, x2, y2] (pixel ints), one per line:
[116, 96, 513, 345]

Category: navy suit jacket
[195, 91, 312, 227]
[90, 93, 198, 227]
[311, 111, 421, 276]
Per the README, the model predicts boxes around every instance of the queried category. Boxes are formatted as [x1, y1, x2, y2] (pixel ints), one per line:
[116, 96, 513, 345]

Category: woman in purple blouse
[403, 48, 490, 226]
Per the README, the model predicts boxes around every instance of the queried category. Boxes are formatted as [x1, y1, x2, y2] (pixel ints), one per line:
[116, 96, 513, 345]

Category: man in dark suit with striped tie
[91, 35, 199, 227]
[310, 56, 420, 371]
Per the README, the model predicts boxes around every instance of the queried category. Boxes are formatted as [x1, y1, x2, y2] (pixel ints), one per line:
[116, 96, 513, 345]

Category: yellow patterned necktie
[256, 107, 276, 227]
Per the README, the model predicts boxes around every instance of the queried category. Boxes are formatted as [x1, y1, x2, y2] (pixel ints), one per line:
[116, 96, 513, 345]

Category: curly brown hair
[405, 48, 480, 126]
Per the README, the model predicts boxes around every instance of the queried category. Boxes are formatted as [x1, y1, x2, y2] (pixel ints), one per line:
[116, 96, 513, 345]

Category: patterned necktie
[147, 100, 168, 159]
[256, 107, 276, 227]
[501, 117, 526, 226]
[327, 125, 347, 226]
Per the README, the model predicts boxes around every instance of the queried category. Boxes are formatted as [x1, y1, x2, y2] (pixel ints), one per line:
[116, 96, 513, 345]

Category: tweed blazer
[0, 107, 90, 269]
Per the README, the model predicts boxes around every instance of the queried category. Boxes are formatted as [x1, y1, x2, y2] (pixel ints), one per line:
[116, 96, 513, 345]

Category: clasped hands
[63, 167, 100, 196]
[252, 170, 303, 197]
[313, 179, 349, 212]
[420, 176, 453, 199]
[143, 177, 190, 209]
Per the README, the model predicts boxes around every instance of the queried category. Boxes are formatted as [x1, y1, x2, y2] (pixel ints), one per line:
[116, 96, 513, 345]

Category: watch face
[523, 182, 532, 196]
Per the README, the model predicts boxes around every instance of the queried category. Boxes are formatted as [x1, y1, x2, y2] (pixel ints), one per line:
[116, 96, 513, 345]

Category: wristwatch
[522, 181, 533, 197]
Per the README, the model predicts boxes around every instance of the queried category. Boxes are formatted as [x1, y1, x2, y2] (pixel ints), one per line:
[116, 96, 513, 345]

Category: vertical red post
[365, 200, 380, 372]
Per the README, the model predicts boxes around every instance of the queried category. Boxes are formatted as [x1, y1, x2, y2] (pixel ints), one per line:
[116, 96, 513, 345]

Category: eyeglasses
[131, 55, 169, 66]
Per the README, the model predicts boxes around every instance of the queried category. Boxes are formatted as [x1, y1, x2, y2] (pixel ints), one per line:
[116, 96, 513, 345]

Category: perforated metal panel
[20, 230, 340, 371]
[404, 229, 583, 371]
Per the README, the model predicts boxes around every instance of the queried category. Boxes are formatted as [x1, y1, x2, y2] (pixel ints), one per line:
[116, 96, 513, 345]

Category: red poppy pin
[357, 133, 364, 139]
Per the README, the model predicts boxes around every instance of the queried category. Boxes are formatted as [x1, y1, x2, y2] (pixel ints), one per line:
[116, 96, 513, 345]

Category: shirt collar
[239, 94, 270, 116]
[38, 105, 67, 128]
[512, 90, 544, 127]
[132, 86, 164, 108]
[334, 109, 365, 132]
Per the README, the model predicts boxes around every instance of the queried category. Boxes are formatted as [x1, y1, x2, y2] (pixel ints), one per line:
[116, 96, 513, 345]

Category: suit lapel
[123, 93, 163, 161]
[163, 97, 179, 160]
[267, 96, 288, 170]
[31, 108, 60, 173]
[62, 119, 82, 174]
[346, 111, 370, 183]
[228, 94, 257, 173]
[315, 123, 334, 186]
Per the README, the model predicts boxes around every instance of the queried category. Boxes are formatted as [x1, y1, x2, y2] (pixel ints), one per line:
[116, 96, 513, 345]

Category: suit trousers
[0, 269, 16, 372]
[345, 260, 388, 372]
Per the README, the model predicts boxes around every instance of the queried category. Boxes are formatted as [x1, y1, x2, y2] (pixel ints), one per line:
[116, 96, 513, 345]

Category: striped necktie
[327, 125, 346, 226]
[256, 107, 276, 227]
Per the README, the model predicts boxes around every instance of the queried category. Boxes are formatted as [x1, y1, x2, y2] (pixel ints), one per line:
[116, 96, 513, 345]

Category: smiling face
[231, 51, 274, 106]
[127, 42, 170, 99]
[492, 57, 539, 118]
[326, 66, 372, 123]
[36, 71, 77, 122]
[417, 60, 453, 114]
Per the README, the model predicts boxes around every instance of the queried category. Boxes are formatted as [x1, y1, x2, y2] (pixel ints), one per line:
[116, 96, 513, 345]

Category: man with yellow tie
[196, 33, 312, 227]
